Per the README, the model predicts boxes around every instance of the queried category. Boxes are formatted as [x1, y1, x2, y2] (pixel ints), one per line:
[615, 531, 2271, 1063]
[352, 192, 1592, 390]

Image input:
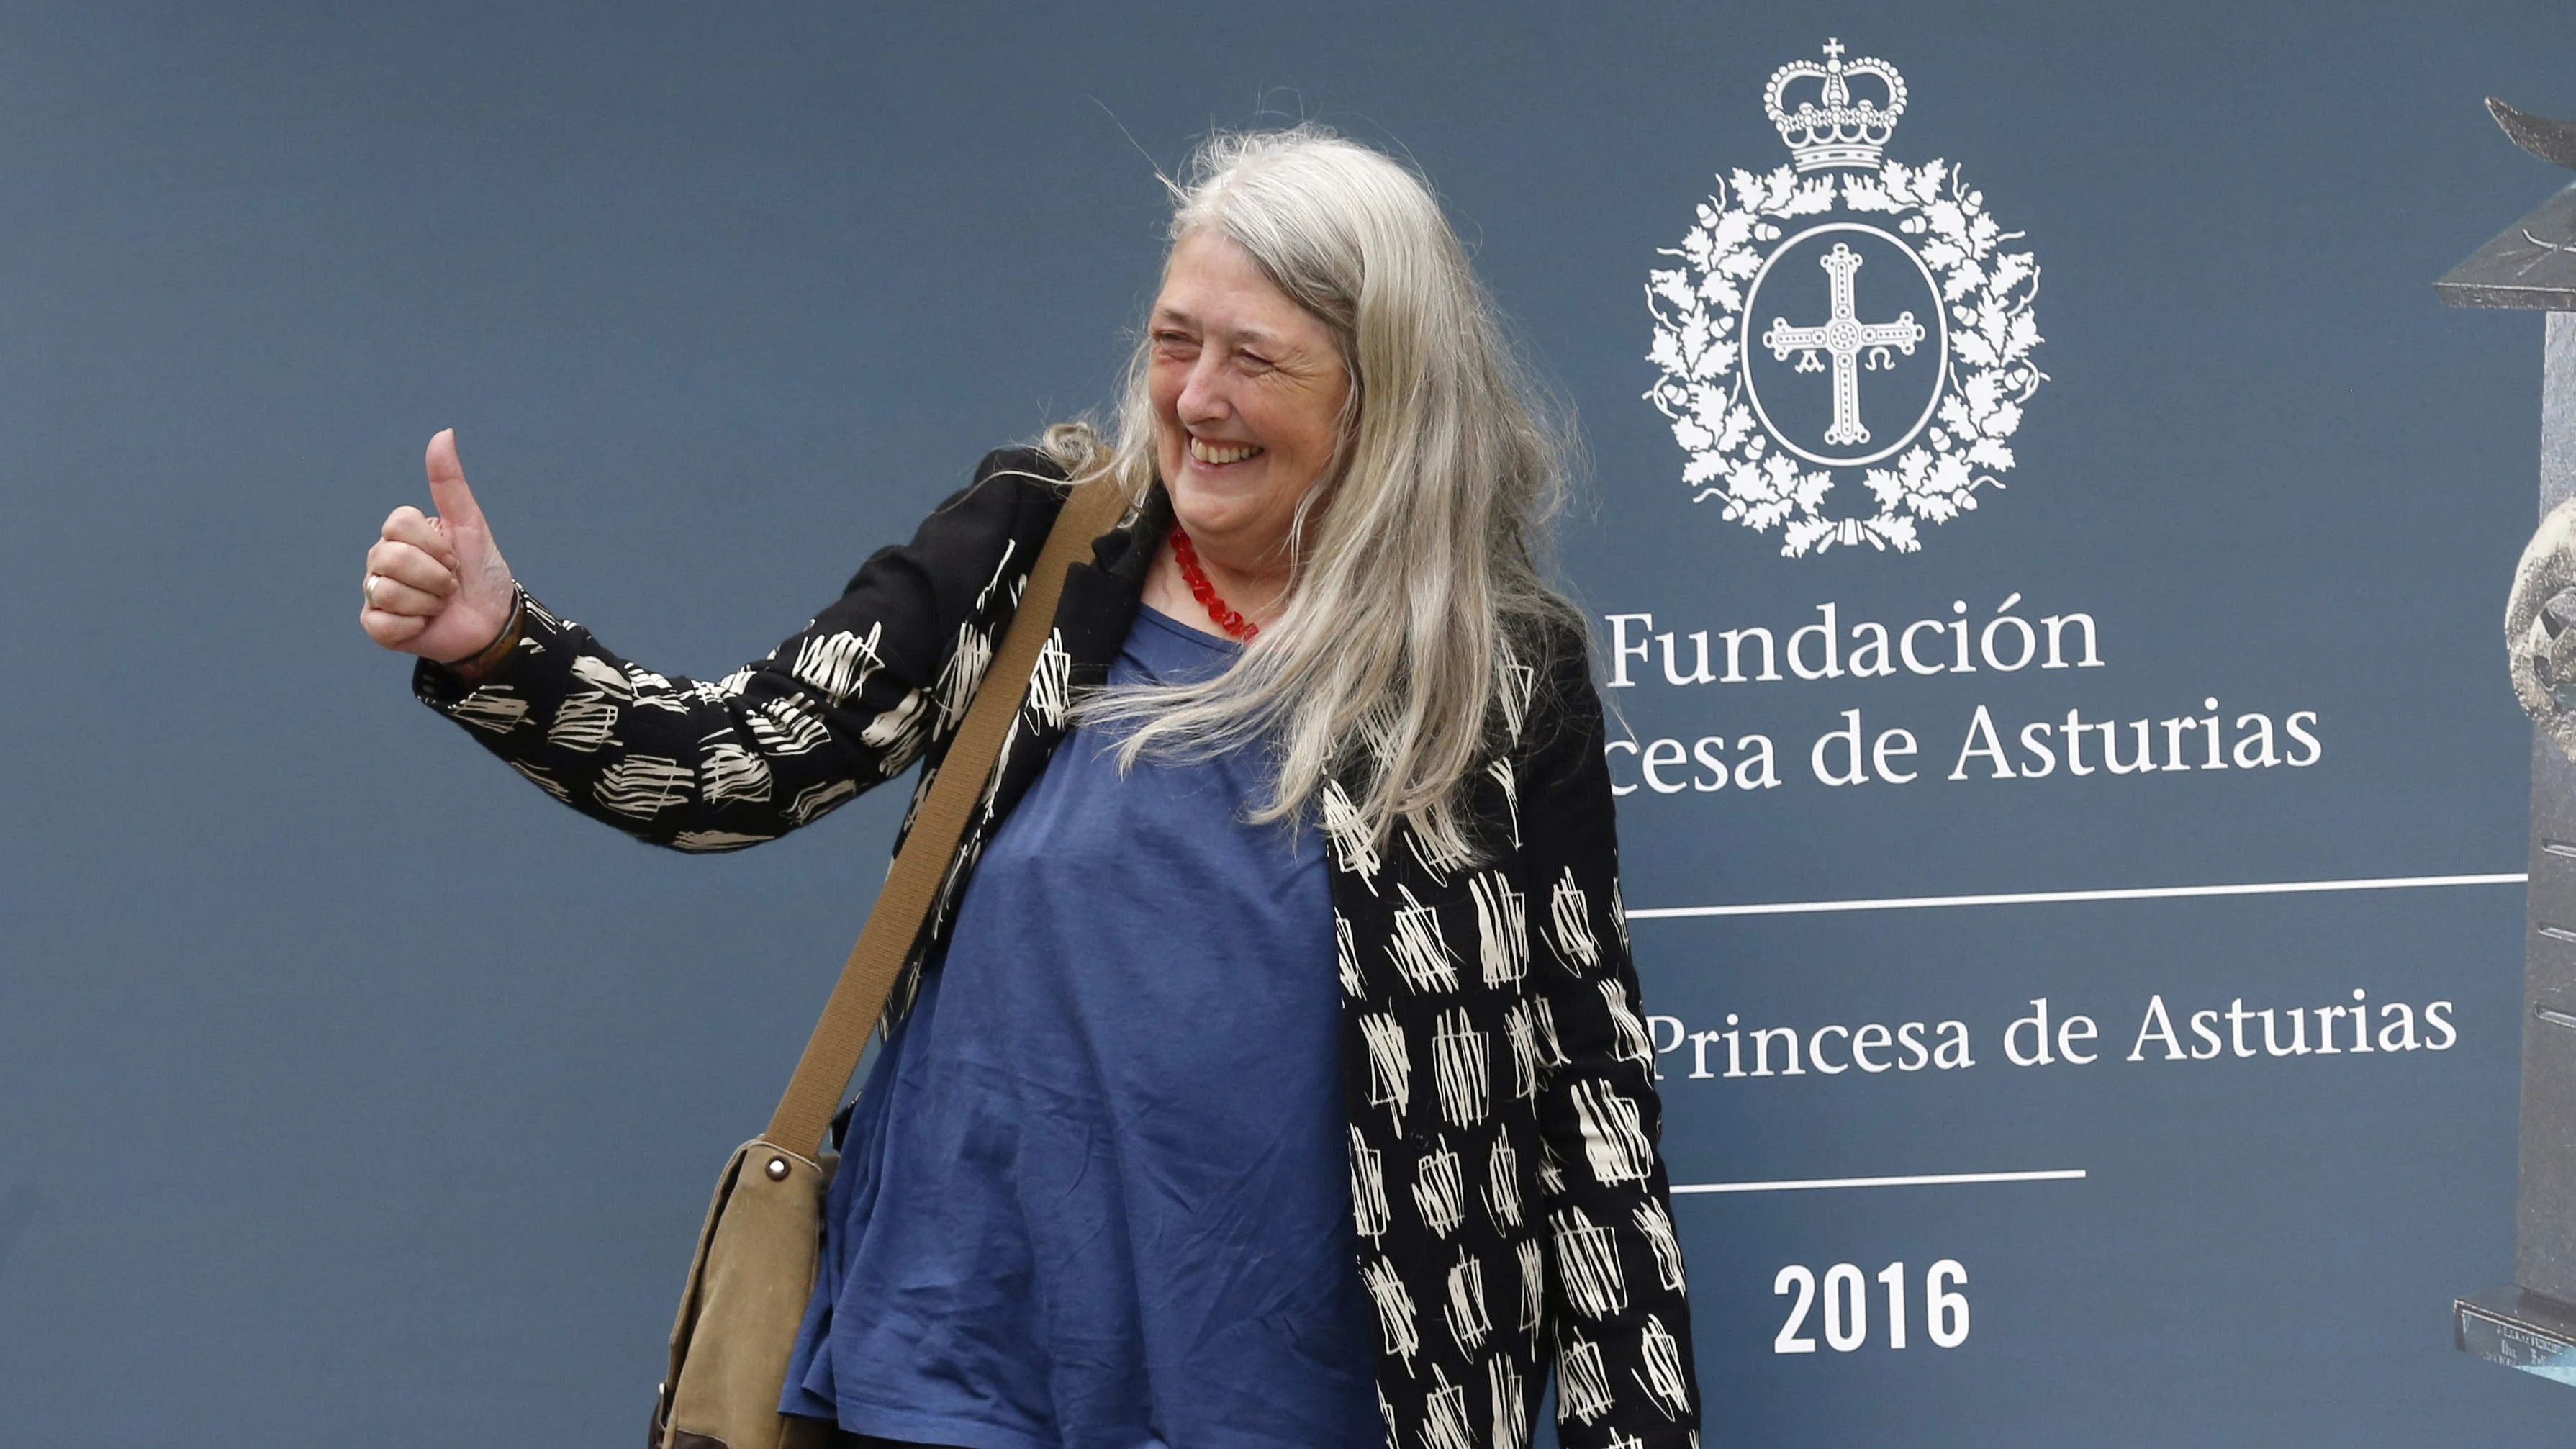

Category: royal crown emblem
[1647, 39, 2046, 556]
[1766, 40, 1907, 171]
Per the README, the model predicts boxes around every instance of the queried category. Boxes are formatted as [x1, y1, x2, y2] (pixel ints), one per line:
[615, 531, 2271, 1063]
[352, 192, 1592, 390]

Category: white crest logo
[1646, 39, 2047, 557]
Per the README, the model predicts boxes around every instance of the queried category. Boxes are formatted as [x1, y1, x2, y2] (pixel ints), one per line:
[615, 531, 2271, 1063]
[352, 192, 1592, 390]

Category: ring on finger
[363, 572, 382, 609]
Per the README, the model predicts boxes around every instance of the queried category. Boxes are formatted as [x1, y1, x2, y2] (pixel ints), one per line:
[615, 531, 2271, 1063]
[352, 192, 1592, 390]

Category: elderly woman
[358, 128, 1699, 1449]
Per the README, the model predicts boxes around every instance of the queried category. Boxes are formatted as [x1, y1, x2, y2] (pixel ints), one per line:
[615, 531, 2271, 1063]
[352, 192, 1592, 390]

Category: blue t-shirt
[781, 605, 1380, 1449]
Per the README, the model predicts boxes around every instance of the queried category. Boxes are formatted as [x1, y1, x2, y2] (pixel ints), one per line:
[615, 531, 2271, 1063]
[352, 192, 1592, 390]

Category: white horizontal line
[1627, 872, 2526, 921]
[1671, 1168, 2089, 1195]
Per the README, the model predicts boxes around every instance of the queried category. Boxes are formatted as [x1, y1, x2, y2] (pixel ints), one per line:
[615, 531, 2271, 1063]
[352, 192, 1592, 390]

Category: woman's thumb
[423, 428, 485, 532]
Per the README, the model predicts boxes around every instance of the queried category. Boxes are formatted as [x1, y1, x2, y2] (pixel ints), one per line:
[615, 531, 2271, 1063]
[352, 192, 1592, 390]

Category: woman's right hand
[359, 429, 520, 663]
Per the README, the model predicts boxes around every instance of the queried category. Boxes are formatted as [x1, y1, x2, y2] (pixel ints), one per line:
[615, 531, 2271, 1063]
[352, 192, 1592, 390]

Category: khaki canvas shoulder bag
[648, 477, 1130, 1449]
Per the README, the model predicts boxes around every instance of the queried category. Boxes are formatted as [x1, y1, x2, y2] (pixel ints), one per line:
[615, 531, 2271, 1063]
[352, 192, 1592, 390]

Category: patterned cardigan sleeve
[407, 450, 1062, 852]
[1520, 638, 1703, 1447]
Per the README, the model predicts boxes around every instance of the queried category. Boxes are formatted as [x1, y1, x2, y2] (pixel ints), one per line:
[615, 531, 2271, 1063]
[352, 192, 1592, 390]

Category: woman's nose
[1175, 361, 1231, 427]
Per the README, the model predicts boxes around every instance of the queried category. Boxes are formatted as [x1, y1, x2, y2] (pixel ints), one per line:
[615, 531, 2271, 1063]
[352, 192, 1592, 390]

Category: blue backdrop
[2, 1, 2570, 1442]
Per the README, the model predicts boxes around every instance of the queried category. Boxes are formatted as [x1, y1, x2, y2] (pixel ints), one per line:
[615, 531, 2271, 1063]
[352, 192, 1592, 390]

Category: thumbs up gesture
[358, 430, 520, 662]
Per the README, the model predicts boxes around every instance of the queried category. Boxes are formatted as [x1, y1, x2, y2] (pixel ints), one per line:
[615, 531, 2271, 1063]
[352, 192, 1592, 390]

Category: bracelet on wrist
[446, 587, 528, 684]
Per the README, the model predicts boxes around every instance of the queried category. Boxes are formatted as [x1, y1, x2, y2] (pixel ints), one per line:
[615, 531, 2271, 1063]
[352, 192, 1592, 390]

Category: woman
[358, 127, 1700, 1449]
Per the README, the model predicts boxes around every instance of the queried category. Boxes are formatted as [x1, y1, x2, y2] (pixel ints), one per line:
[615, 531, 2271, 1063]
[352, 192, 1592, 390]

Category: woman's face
[1147, 230, 1352, 563]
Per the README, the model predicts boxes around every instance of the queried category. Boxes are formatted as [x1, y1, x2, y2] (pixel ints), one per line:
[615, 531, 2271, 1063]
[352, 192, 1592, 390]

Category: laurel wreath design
[1646, 160, 2045, 557]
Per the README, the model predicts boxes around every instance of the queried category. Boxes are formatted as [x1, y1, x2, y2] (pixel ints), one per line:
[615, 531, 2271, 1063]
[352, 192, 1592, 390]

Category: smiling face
[1147, 229, 1352, 571]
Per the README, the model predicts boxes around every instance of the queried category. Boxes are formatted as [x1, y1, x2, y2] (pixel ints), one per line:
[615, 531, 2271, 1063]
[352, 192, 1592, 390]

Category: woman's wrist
[440, 584, 528, 684]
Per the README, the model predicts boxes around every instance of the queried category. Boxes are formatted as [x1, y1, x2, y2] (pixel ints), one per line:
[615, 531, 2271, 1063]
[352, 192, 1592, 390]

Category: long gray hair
[1050, 125, 1583, 861]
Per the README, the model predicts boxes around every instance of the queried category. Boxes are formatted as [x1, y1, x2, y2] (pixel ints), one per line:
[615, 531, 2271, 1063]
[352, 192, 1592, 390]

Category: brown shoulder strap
[764, 477, 1131, 1156]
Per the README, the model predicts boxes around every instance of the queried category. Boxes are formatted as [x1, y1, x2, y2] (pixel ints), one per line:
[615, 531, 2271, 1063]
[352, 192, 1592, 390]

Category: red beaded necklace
[1167, 522, 1258, 641]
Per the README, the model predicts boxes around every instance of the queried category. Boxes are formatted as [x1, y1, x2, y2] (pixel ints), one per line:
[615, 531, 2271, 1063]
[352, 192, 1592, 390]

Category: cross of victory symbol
[1761, 241, 1927, 448]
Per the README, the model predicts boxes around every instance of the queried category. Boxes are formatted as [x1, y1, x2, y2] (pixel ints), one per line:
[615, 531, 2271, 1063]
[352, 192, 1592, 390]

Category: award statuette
[2441, 96, 2576, 1386]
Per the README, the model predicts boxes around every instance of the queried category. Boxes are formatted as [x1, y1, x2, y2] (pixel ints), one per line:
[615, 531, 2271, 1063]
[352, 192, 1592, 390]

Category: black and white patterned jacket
[412, 448, 1701, 1448]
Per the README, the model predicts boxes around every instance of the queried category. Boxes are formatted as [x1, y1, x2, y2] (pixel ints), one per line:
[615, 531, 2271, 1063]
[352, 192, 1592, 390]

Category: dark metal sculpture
[2446, 96, 2576, 1385]
[2438, 101, 2576, 313]
[2491, 98, 2576, 171]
